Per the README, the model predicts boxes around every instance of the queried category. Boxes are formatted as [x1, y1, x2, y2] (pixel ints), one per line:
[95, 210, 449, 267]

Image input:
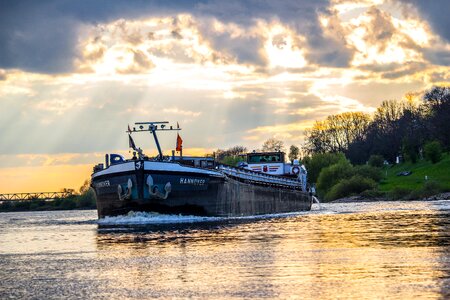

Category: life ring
[292, 166, 300, 175]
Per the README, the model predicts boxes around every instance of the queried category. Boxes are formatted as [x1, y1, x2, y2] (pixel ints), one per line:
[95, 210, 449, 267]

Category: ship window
[248, 153, 282, 164]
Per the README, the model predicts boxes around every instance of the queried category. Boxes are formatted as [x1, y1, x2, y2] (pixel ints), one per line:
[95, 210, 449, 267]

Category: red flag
[176, 133, 183, 151]
[127, 124, 132, 133]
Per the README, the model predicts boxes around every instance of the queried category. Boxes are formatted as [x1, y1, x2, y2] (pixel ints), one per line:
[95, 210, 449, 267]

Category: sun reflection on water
[92, 202, 450, 299]
[0, 201, 449, 299]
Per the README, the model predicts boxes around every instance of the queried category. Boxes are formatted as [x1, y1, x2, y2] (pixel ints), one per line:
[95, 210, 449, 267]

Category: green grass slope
[379, 153, 450, 192]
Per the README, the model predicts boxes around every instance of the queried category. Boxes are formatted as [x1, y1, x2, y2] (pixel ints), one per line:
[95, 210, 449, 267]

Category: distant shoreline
[1, 192, 449, 213]
[0, 191, 96, 213]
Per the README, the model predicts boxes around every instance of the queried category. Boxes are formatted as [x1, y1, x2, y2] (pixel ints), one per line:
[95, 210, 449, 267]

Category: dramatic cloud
[0, 0, 449, 191]
[400, 0, 450, 42]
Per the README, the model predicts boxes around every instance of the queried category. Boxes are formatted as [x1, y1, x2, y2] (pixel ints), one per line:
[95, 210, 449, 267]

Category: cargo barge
[91, 122, 312, 218]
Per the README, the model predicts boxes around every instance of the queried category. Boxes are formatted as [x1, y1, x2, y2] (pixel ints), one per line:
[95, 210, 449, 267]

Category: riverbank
[331, 192, 450, 203]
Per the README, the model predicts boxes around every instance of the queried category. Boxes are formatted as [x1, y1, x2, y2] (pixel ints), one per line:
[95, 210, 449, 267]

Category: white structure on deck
[224, 151, 308, 191]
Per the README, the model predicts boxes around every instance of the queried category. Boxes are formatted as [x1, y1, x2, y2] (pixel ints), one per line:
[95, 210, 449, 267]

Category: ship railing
[218, 165, 302, 189]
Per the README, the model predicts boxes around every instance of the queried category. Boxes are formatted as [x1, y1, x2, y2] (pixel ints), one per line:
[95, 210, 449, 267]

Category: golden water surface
[0, 201, 449, 299]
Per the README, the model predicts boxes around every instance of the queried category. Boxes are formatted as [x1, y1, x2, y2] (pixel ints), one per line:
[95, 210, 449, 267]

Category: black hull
[91, 161, 312, 218]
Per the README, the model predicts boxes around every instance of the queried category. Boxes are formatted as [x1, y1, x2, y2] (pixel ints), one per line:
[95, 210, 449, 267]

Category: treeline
[215, 146, 247, 166]
[214, 138, 288, 165]
[0, 181, 96, 212]
[301, 151, 448, 201]
[301, 86, 450, 201]
[305, 86, 449, 164]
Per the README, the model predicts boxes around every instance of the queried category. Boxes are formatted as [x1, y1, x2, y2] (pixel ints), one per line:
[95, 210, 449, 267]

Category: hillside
[379, 153, 450, 192]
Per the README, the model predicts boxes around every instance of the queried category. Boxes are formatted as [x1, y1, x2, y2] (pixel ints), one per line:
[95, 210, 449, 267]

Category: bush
[389, 186, 411, 200]
[360, 189, 386, 198]
[424, 141, 442, 163]
[75, 189, 96, 208]
[353, 165, 383, 182]
[422, 180, 443, 195]
[304, 152, 347, 184]
[406, 181, 443, 200]
[324, 175, 377, 201]
[368, 155, 384, 168]
[0, 201, 12, 211]
[58, 198, 76, 210]
[316, 160, 353, 197]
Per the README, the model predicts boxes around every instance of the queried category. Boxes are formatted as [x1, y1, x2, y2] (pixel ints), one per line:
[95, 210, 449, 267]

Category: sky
[0, 0, 449, 193]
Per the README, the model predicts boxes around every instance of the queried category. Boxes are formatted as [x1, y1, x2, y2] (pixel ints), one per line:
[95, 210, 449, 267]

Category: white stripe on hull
[92, 162, 135, 178]
[143, 161, 224, 177]
[92, 161, 224, 178]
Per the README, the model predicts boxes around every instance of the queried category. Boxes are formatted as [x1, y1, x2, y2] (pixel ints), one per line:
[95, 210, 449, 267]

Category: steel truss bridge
[0, 192, 73, 202]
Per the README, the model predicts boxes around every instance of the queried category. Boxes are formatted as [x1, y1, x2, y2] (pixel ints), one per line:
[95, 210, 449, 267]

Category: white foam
[97, 211, 220, 225]
[97, 210, 316, 226]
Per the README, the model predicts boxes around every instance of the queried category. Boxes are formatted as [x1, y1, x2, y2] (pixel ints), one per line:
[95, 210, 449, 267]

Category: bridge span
[0, 192, 74, 202]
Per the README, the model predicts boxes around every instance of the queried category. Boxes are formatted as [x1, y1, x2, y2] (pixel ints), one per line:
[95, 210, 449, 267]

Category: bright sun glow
[345, 8, 426, 66]
[264, 23, 307, 69]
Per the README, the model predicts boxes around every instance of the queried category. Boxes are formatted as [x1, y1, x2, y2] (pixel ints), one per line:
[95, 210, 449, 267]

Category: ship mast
[128, 121, 181, 160]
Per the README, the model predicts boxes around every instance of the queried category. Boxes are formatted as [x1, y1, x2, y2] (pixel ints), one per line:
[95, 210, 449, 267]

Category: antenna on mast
[126, 121, 182, 160]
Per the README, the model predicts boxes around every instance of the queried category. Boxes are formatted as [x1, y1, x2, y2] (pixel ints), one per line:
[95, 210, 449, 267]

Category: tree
[402, 137, 418, 163]
[423, 86, 450, 149]
[368, 155, 384, 168]
[79, 180, 91, 194]
[216, 145, 247, 161]
[288, 145, 300, 162]
[304, 112, 371, 155]
[216, 145, 247, 165]
[424, 140, 442, 164]
[261, 138, 285, 152]
[366, 100, 407, 162]
[60, 188, 75, 195]
[303, 152, 346, 184]
[398, 105, 427, 163]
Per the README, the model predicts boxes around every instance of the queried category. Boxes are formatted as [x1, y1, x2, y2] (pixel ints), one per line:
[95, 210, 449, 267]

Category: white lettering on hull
[94, 180, 110, 188]
[179, 178, 206, 186]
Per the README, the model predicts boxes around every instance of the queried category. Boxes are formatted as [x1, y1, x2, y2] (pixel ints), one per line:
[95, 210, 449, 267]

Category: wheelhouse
[246, 152, 285, 164]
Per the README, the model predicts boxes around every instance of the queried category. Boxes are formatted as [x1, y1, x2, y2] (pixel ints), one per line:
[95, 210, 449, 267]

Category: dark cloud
[357, 61, 428, 79]
[398, 0, 450, 42]
[305, 39, 353, 67]
[197, 0, 329, 27]
[0, 1, 81, 73]
[423, 49, 450, 67]
[364, 7, 396, 51]
[198, 22, 266, 66]
[0, 0, 362, 73]
[3, 1, 445, 74]
[197, 0, 355, 67]
[381, 62, 427, 79]
[0, 0, 195, 73]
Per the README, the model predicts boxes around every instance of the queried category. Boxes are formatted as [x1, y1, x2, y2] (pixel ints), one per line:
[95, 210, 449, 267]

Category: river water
[0, 200, 449, 299]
